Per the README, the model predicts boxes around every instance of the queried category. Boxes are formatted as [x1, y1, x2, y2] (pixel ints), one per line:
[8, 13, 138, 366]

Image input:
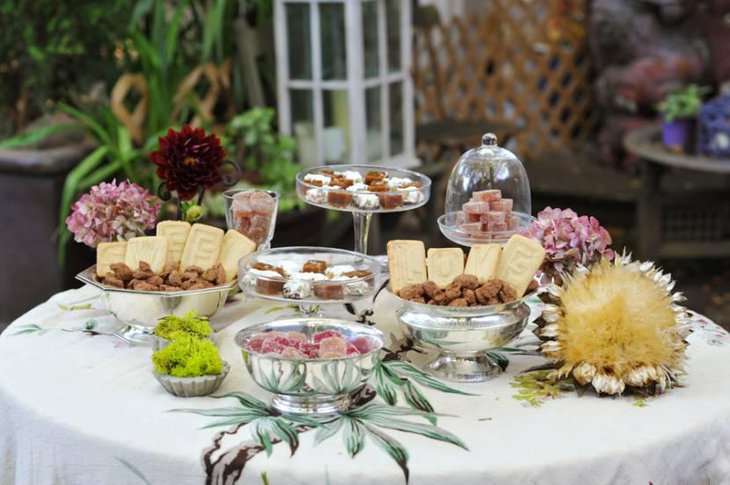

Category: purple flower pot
[662, 117, 696, 153]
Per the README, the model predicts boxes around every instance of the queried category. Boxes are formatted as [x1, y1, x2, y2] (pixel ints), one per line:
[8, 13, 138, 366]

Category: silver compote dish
[238, 246, 385, 315]
[391, 279, 543, 383]
[77, 265, 235, 344]
[235, 318, 384, 415]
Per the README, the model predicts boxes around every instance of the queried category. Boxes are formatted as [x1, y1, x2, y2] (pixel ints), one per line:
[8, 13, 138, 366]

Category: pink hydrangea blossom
[65, 180, 161, 248]
[521, 207, 615, 277]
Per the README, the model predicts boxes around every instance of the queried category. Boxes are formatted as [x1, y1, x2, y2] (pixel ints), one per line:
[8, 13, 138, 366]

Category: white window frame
[274, 0, 417, 168]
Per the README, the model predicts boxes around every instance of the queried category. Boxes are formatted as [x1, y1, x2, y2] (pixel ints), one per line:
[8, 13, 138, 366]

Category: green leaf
[251, 418, 275, 457]
[383, 360, 477, 396]
[401, 381, 435, 415]
[57, 103, 111, 145]
[116, 457, 152, 485]
[58, 303, 93, 311]
[368, 415, 468, 451]
[314, 417, 344, 445]
[170, 406, 267, 419]
[10, 324, 45, 336]
[211, 392, 272, 413]
[0, 123, 79, 149]
[361, 422, 410, 483]
[271, 418, 300, 456]
[374, 367, 398, 406]
[342, 417, 366, 457]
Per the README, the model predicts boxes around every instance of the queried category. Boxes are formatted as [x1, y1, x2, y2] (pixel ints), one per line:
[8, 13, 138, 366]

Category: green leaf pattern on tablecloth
[177, 335, 478, 485]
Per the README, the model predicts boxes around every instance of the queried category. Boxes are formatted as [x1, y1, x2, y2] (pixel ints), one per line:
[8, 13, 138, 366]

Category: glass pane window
[389, 82, 404, 156]
[365, 87, 382, 162]
[290, 89, 317, 166]
[323, 90, 351, 163]
[386, 0, 401, 73]
[286, 3, 311, 80]
[320, 3, 347, 80]
[362, 0, 379, 78]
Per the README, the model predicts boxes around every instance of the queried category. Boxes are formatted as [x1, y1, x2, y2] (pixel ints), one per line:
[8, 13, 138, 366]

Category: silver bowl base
[116, 324, 155, 345]
[271, 394, 350, 416]
[428, 352, 504, 383]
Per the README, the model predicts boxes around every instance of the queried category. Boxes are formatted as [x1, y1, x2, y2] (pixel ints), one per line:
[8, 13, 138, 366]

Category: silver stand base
[271, 394, 350, 416]
[428, 352, 504, 383]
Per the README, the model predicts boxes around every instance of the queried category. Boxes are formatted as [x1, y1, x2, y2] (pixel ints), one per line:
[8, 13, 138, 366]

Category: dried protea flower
[65, 179, 161, 247]
[534, 253, 691, 396]
[521, 207, 614, 280]
[150, 125, 226, 201]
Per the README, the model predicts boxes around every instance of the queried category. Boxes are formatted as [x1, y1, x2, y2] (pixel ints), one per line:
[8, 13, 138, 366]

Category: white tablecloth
[1, 285, 730, 485]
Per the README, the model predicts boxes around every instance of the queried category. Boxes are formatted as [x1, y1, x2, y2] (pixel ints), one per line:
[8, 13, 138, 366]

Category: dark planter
[662, 117, 696, 153]
[0, 138, 94, 325]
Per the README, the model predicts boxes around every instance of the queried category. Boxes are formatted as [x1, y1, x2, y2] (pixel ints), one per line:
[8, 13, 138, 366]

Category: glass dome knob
[481, 133, 498, 146]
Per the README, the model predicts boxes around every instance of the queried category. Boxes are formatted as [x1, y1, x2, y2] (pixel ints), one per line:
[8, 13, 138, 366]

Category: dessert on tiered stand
[439, 133, 533, 246]
[296, 164, 431, 254]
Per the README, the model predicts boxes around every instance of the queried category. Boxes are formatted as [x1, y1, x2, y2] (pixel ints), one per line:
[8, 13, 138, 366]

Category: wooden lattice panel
[413, 0, 600, 161]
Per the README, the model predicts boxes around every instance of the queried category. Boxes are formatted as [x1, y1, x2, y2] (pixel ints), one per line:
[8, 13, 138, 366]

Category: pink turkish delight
[507, 215, 519, 230]
[460, 222, 482, 234]
[313, 330, 345, 343]
[280, 347, 304, 359]
[490, 198, 513, 212]
[231, 191, 276, 245]
[490, 222, 508, 233]
[473, 190, 502, 202]
[463, 201, 490, 215]
[245, 329, 376, 360]
[318, 336, 348, 357]
[351, 336, 372, 354]
[481, 211, 506, 224]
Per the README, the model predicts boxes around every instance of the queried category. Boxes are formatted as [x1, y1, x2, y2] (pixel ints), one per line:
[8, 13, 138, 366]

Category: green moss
[154, 311, 213, 340]
[152, 334, 223, 378]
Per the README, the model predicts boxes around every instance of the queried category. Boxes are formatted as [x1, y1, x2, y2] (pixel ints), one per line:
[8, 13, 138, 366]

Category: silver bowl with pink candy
[235, 318, 384, 415]
[438, 189, 535, 246]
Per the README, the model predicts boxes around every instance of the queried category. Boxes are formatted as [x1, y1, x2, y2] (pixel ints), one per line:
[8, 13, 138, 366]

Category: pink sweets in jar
[224, 190, 279, 246]
[458, 189, 518, 238]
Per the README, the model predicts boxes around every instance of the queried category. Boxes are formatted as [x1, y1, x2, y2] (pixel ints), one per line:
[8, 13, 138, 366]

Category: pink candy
[231, 191, 276, 245]
[473, 190, 502, 202]
[457, 189, 517, 238]
[246, 330, 375, 360]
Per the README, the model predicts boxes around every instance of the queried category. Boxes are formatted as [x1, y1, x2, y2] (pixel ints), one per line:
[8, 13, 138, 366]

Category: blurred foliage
[207, 107, 304, 216]
[0, 0, 135, 136]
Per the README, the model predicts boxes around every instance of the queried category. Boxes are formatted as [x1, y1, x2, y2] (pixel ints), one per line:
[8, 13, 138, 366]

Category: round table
[623, 125, 730, 260]
[1, 285, 730, 485]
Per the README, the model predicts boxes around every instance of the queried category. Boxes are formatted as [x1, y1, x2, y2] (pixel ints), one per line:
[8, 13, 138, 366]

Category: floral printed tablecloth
[1, 284, 730, 485]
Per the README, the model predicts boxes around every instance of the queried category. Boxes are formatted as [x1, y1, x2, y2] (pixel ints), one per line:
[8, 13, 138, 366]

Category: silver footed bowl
[77, 265, 236, 344]
[392, 283, 540, 383]
[235, 318, 384, 415]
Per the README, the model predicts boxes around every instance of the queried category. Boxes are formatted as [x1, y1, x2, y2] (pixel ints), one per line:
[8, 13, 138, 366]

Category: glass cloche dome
[439, 133, 532, 246]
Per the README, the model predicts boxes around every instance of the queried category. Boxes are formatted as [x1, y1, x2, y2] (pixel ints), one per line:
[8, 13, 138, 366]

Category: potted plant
[657, 84, 710, 153]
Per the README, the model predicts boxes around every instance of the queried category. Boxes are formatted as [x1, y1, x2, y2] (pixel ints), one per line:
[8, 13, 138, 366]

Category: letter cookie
[427, 248, 465, 289]
[387, 240, 427, 293]
[124, 236, 169, 273]
[96, 241, 127, 277]
[496, 235, 545, 297]
[179, 224, 224, 271]
[464, 244, 501, 283]
[156, 221, 191, 264]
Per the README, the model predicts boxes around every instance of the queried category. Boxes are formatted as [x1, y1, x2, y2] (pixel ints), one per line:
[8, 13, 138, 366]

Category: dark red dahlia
[149, 125, 226, 201]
